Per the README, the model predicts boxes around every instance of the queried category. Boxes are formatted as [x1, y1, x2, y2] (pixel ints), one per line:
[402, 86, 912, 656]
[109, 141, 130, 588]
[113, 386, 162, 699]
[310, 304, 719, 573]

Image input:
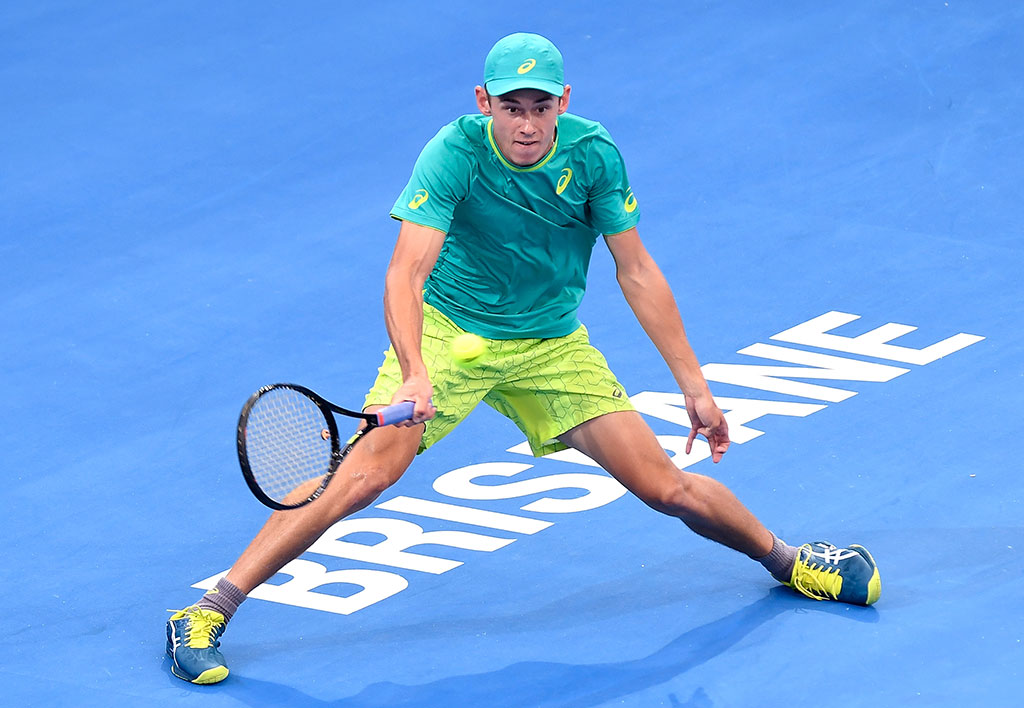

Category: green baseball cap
[484, 33, 564, 97]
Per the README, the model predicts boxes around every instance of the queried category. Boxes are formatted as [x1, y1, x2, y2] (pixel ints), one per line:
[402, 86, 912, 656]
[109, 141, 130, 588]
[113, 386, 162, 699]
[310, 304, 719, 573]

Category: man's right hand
[391, 374, 436, 425]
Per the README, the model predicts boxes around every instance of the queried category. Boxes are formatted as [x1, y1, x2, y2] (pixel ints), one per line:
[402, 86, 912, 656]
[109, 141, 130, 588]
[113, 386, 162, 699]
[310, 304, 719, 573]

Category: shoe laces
[789, 545, 843, 601]
[169, 606, 225, 649]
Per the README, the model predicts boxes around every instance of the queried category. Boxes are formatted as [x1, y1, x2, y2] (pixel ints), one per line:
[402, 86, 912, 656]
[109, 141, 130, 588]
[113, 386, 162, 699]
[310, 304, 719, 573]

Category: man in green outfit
[166, 32, 880, 684]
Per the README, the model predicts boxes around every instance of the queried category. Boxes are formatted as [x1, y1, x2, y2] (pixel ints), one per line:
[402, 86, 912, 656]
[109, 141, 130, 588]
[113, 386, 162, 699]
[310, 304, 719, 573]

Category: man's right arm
[382, 219, 446, 424]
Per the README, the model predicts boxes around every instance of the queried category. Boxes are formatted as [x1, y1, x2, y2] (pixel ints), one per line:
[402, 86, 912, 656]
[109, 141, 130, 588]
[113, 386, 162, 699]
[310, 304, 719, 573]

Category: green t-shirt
[390, 113, 640, 339]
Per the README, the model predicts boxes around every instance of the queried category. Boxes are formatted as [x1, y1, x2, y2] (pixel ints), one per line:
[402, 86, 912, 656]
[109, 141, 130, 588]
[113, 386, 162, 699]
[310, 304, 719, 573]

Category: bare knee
[643, 470, 699, 517]
[346, 464, 396, 511]
[315, 463, 399, 521]
[318, 426, 417, 519]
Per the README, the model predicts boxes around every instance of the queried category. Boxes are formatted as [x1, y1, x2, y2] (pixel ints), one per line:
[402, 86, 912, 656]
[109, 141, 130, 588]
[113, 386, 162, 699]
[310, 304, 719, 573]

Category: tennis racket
[236, 383, 416, 510]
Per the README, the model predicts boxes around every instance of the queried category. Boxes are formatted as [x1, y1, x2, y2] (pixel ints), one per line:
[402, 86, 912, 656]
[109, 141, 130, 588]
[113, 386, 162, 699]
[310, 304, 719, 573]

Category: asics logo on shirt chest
[556, 168, 573, 195]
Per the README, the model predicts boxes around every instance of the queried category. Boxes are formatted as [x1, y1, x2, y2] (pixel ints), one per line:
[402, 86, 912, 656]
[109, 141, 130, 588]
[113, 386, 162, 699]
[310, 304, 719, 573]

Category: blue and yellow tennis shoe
[166, 606, 229, 684]
[785, 541, 881, 606]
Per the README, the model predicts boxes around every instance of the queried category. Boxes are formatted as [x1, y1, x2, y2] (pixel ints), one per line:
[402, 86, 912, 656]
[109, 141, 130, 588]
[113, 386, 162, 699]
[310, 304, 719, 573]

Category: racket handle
[374, 400, 417, 426]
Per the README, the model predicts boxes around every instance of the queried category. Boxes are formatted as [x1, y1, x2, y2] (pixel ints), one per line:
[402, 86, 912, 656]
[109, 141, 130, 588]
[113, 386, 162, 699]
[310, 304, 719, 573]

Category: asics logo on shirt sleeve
[518, 59, 537, 74]
[556, 168, 573, 195]
[409, 189, 429, 209]
[624, 189, 637, 213]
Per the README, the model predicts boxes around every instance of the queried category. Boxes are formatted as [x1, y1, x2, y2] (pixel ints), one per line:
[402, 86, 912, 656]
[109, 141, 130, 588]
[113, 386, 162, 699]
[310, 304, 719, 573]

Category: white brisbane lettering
[306, 517, 514, 574]
[770, 311, 984, 365]
[432, 461, 627, 513]
[628, 392, 827, 468]
[701, 344, 910, 402]
[193, 562, 407, 616]
[505, 429, 724, 469]
[714, 397, 827, 444]
[193, 310, 984, 616]
[627, 311, 983, 470]
[191, 464, 624, 615]
[504, 442, 601, 468]
[375, 495, 553, 534]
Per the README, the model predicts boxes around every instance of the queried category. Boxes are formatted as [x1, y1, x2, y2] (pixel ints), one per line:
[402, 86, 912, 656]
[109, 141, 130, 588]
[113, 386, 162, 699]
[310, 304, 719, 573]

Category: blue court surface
[2, 2, 1022, 706]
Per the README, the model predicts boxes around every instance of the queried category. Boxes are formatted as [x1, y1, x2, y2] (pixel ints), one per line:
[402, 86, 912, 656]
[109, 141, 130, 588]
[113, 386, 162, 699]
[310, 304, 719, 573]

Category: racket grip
[375, 400, 416, 426]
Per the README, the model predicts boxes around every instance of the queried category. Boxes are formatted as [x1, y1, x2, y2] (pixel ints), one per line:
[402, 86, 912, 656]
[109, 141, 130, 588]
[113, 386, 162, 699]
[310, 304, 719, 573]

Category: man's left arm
[603, 227, 730, 462]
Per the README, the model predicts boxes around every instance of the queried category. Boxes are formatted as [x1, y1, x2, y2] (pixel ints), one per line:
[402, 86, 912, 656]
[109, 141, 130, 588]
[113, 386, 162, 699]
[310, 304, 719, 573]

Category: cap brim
[485, 77, 564, 97]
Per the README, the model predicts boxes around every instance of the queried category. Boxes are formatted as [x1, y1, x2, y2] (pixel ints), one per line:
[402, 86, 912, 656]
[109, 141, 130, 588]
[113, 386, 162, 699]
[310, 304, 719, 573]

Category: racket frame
[237, 383, 411, 511]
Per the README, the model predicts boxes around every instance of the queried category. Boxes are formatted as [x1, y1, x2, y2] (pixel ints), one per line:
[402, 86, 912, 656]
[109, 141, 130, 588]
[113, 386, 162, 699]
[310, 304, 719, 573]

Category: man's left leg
[559, 410, 774, 557]
[558, 411, 881, 605]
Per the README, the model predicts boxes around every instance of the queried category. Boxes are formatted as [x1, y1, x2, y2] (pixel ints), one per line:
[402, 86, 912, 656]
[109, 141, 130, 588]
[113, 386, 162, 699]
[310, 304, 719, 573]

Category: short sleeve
[390, 124, 473, 232]
[585, 130, 640, 235]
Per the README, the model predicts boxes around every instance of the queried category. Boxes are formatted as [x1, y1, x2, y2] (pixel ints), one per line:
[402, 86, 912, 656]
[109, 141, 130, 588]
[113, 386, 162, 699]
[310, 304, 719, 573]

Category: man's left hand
[685, 393, 730, 463]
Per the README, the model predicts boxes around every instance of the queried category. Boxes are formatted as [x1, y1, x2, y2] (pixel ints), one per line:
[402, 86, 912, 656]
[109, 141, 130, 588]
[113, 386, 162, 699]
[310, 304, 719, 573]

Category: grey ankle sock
[756, 533, 798, 583]
[196, 577, 247, 622]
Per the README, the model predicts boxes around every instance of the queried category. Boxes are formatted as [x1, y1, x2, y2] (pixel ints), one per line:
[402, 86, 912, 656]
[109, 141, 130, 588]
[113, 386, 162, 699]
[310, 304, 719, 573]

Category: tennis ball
[450, 333, 488, 368]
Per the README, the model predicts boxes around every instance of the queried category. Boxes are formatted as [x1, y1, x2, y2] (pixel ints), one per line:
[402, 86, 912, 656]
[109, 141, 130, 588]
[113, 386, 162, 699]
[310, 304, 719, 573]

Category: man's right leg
[166, 421, 423, 684]
[225, 421, 423, 593]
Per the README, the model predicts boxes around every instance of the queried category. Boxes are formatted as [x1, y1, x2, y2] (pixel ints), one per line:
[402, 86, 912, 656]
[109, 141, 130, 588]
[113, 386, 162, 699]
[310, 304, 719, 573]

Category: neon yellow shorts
[364, 303, 634, 456]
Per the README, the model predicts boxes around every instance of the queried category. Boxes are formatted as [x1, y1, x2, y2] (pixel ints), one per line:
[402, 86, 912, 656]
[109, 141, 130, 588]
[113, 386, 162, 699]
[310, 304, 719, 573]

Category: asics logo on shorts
[556, 168, 573, 195]
[409, 189, 429, 209]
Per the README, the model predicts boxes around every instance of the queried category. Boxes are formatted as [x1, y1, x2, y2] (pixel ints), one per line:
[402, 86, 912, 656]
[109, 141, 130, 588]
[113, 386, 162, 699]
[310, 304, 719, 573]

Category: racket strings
[244, 388, 333, 504]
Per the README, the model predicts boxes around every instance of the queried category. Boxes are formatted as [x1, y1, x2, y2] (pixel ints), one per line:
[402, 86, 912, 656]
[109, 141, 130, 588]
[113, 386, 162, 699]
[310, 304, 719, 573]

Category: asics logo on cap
[483, 34, 564, 95]
[517, 58, 537, 74]
[409, 189, 429, 209]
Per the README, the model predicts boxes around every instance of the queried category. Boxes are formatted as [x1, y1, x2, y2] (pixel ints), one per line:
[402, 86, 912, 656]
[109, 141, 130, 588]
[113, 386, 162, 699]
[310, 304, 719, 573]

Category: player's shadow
[217, 587, 877, 708]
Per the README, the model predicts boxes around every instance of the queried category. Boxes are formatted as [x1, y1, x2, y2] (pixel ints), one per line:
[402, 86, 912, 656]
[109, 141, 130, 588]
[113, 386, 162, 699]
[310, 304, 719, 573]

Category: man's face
[475, 86, 571, 166]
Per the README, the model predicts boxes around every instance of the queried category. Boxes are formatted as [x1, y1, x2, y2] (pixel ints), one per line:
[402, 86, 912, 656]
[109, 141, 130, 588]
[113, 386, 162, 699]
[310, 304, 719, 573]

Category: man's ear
[475, 85, 492, 116]
[558, 84, 572, 115]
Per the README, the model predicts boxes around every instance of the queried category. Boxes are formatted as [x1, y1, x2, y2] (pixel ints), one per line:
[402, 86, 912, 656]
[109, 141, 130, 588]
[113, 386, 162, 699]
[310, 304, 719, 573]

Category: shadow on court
[212, 588, 876, 708]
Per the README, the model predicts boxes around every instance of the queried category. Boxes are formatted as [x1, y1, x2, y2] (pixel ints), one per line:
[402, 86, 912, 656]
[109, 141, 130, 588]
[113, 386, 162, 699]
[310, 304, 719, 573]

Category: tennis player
[166, 33, 881, 684]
